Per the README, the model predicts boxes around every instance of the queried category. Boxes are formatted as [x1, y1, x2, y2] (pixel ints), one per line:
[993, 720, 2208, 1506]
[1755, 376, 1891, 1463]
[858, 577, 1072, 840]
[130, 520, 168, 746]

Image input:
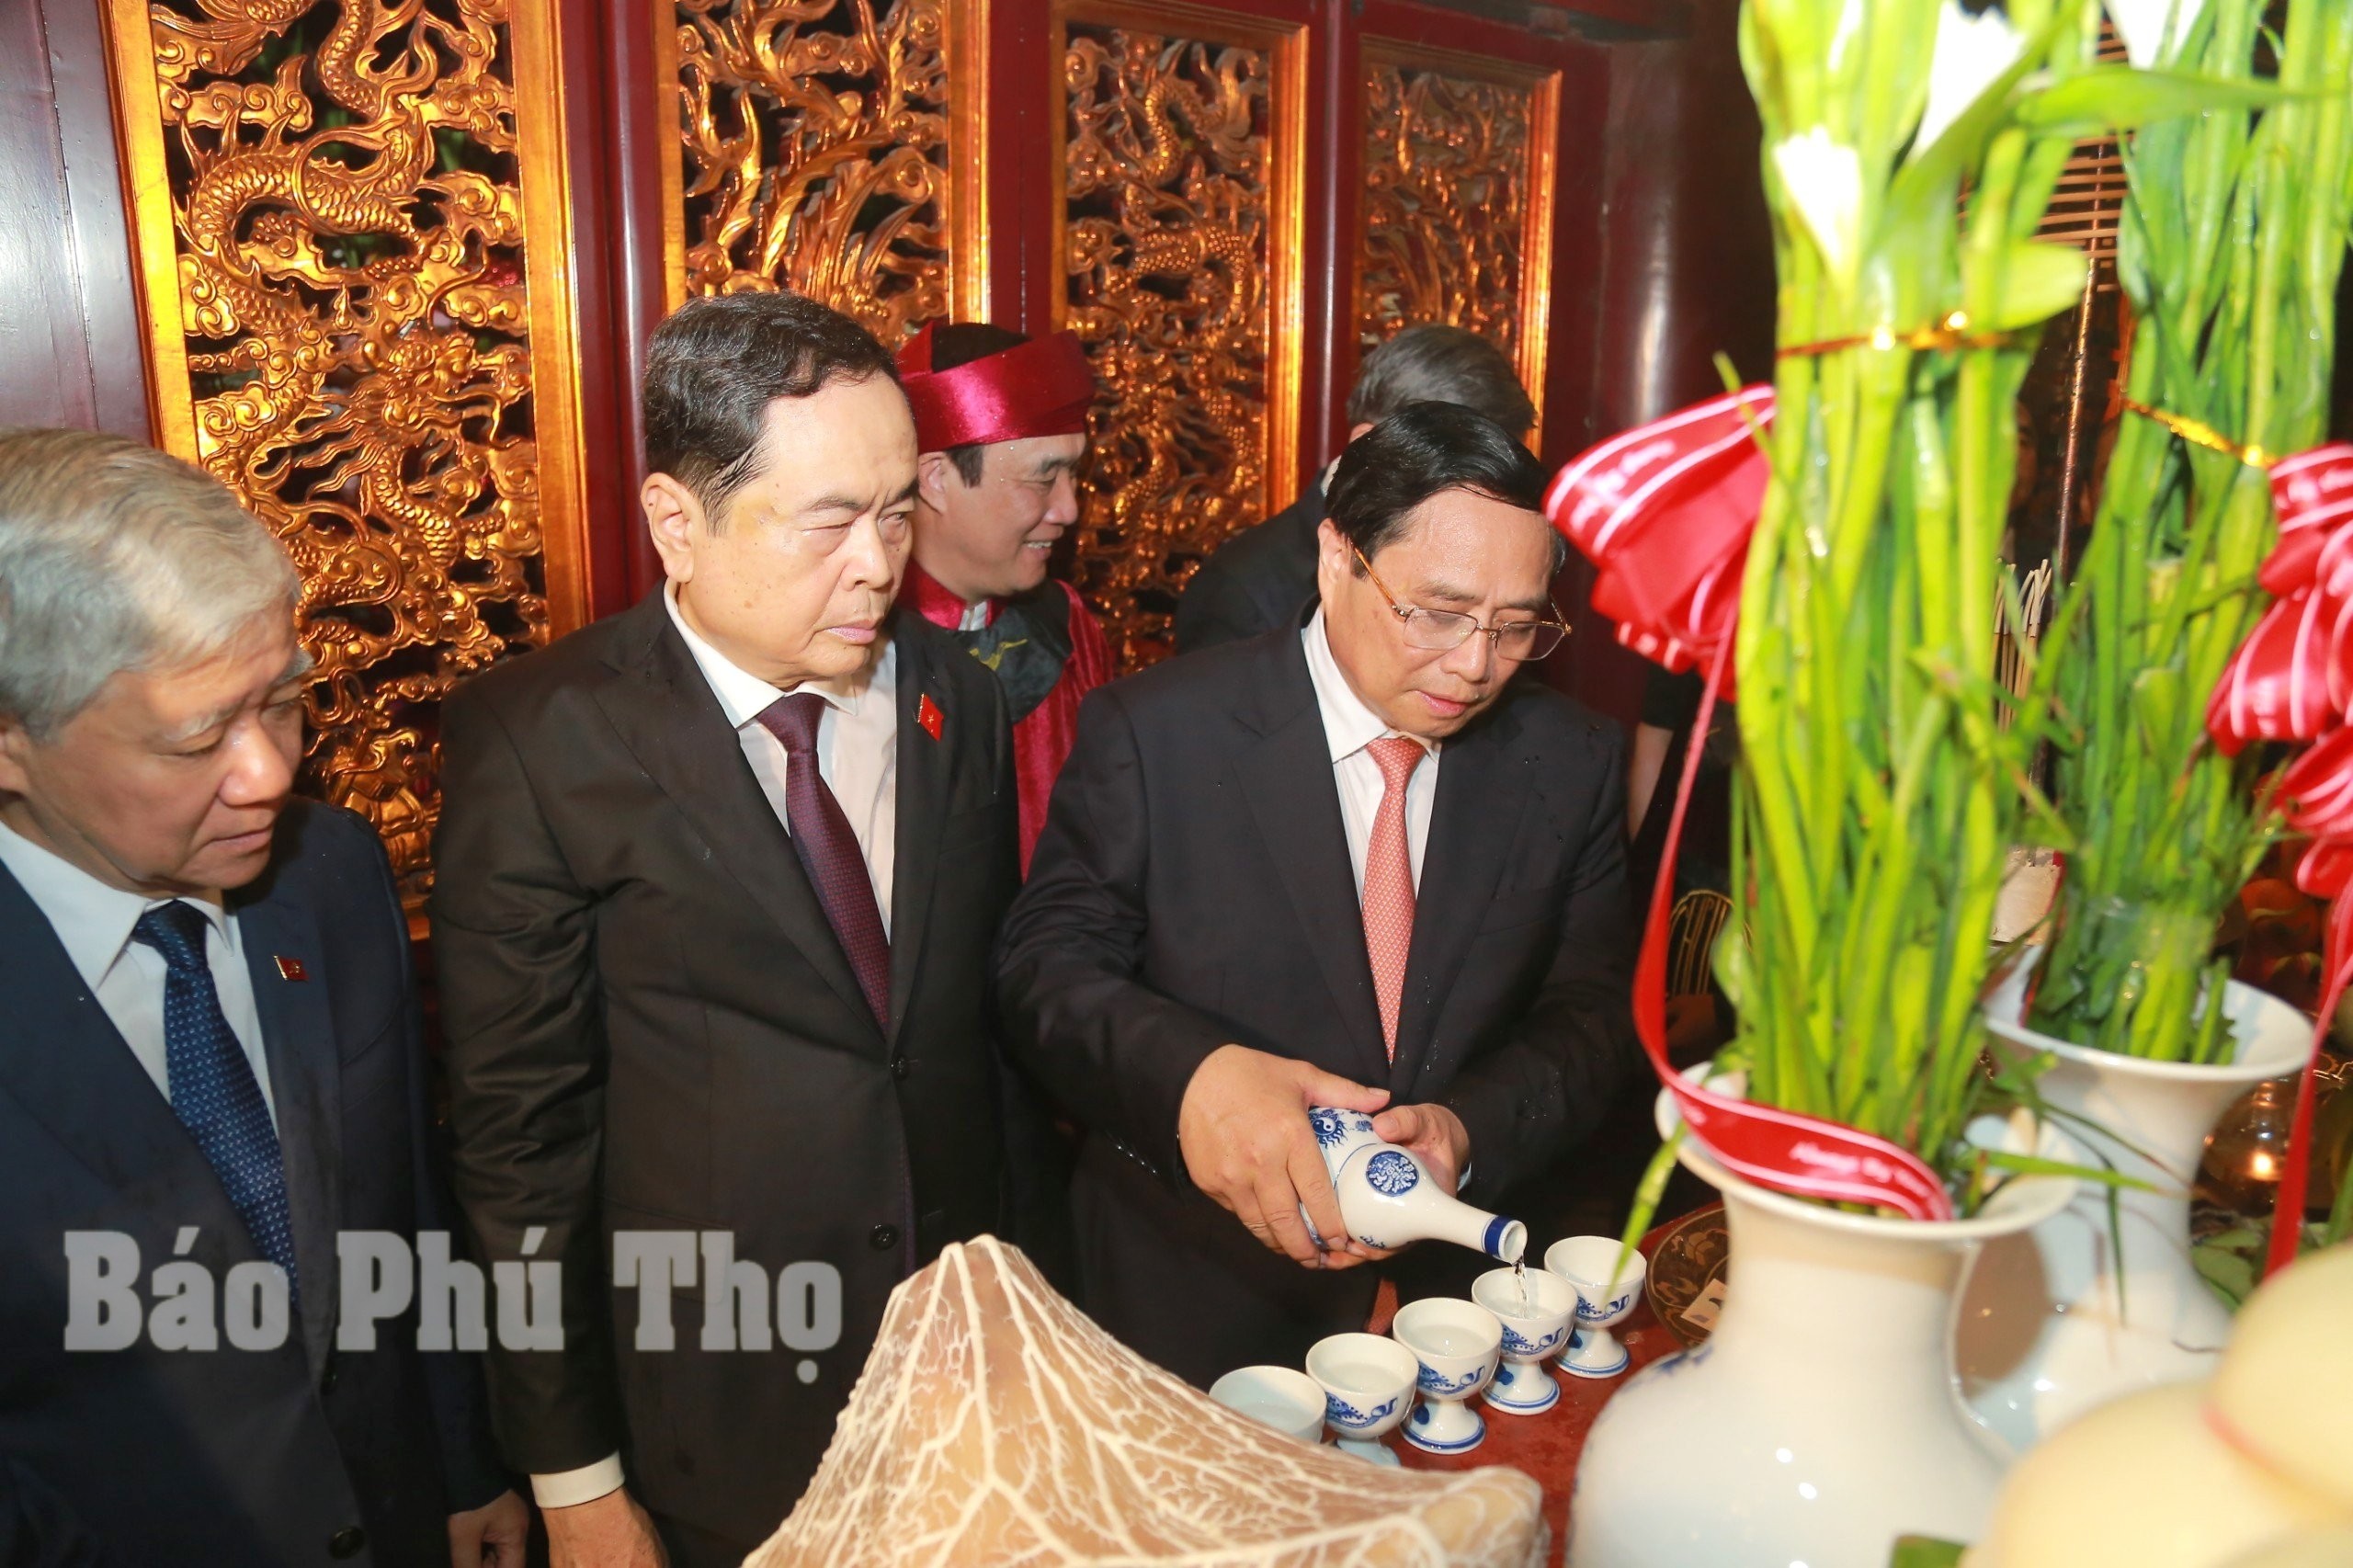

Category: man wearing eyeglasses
[998, 402, 1639, 1381]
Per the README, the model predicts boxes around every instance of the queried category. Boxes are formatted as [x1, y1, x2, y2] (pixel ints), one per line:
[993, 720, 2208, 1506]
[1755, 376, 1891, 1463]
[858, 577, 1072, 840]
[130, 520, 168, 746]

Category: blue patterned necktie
[132, 901, 299, 1298]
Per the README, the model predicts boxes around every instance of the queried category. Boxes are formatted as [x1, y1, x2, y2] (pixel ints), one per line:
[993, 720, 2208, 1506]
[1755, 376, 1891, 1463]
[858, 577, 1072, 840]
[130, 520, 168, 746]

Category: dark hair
[927, 322, 1031, 485]
[1346, 324, 1535, 437]
[1325, 402, 1561, 572]
[642, 291, 901, 518]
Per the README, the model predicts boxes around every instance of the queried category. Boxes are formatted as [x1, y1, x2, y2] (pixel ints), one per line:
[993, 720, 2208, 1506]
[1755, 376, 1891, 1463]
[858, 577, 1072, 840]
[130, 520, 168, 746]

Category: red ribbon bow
[1547, 386, 1957, 1221]
[2207, 441, 2353, 1276]
[1550, 386, 1771, 694]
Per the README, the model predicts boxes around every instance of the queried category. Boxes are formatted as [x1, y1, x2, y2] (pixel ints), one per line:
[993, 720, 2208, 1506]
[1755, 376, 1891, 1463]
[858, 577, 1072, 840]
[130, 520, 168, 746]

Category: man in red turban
[896, 321, 1115, 869]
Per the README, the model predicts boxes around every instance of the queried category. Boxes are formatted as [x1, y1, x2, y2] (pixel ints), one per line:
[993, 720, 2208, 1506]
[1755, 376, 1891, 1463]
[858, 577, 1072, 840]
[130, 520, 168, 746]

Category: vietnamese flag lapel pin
[916, 692, 944, 742]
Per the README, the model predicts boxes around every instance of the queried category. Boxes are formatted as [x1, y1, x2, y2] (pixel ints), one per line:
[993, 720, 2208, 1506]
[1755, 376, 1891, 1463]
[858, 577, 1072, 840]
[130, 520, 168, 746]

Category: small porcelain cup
[1546, 1234, 1646, 1380]
[1472, 1266, 1576, 1415]
[1306, 1332, 1418, 1464]
[1208, 1365, 1327, 1444]
[1391, 1297, 1503, 1455]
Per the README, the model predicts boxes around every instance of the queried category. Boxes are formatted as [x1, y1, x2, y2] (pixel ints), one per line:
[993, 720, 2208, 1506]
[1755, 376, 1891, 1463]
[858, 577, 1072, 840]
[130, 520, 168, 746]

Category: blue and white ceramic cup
[1546, 1234, 1647, 1380]
[1472, 1266, 1576, 1414]
[1391, 1297, 1502, 1455]
[1305, 1332, 1418, 1461]
[1209, 1364, 1327, 1444]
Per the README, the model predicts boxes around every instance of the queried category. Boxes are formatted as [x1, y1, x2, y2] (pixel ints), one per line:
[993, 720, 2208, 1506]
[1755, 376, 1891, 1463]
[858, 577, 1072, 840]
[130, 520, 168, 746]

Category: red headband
[896, 324, 1096, 451]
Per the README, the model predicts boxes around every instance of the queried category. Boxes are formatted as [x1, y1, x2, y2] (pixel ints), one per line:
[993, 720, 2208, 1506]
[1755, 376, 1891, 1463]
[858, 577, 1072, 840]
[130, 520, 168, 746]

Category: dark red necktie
[756, 692, 891, 1029]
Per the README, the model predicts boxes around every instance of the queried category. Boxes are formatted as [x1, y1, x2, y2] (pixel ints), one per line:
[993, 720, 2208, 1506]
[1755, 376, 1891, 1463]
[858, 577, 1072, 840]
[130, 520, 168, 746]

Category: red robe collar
[902, 559, 996, 631]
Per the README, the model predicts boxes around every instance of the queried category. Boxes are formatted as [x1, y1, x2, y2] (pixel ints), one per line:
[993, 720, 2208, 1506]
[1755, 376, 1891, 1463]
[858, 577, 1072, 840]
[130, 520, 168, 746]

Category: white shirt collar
[0, 816, 232, 991]
[662, 582, 890, 731]
[1302, 608, 1438, 767]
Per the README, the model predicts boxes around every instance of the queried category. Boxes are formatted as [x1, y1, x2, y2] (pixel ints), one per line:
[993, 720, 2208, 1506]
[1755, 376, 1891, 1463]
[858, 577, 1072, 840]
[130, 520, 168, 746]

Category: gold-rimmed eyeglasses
[1353, 548, 1568, 661]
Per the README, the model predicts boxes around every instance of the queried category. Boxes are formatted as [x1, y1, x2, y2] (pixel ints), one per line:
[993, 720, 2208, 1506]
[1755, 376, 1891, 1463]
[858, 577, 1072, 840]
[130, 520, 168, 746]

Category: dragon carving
[674, 0, 955, 344]
[127, 0, 555, 897]
[1357, 63, 1533, 357]
[1063, 25, 1275, 670]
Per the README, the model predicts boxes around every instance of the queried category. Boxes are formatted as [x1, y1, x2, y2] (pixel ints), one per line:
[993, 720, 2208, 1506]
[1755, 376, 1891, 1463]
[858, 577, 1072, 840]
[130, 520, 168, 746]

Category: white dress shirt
[529, 591, 904, 1511]
[663, 583, 899, 934]
[1302, 610, 1475, 1186]
[1302, 608, 1439, 894]
[0, 818, 278, 1129]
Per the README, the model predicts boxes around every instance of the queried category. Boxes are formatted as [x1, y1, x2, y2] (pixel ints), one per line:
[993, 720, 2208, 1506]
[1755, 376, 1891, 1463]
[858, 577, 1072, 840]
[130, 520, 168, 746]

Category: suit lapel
[0, 866, 254, 1267]
[593, 595, 881, 1046]
[1235, 640, 1392, 1089]
[1388, 708, 1529, 1097]
[233, 877, 341, 1374]
[886, 613, 949, 1046]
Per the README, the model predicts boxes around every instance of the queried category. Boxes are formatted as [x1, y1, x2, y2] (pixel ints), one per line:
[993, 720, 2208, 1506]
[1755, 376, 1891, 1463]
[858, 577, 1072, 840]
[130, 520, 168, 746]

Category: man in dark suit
[1001, 403, 1639, 1384]
[1174, 325, 1536, 653]
[0, 430, 520, 1565]
[432, 293, 1032, 1568]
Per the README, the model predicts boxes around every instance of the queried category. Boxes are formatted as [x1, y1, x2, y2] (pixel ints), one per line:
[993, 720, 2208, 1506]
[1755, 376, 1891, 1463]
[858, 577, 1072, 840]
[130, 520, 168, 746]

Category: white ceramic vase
[1957, 960, 2309, 1452]
[1568, 1071, 2076, 1568]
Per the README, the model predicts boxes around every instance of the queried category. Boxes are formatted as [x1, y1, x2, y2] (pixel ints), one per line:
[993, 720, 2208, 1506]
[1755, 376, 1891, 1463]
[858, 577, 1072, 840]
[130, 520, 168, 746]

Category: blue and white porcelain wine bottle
[1302, 1107, 1529, 1262]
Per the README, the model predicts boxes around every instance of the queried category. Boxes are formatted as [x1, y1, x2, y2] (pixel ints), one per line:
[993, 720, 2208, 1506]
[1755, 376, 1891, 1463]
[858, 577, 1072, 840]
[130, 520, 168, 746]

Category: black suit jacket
[0, 801, 504, 1568]
[997, 628, 1640, 1385]
[1173, 482, 1324, 653]
[0, 1460, 110, 1568]
[430, 591, 1030, 1546]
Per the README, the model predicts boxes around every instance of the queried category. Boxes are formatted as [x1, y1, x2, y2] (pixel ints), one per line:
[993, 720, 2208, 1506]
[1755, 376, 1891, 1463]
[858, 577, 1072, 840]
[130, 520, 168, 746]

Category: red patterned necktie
[756, 691, 892, 1029]
[1361, 736, 1424, 1061]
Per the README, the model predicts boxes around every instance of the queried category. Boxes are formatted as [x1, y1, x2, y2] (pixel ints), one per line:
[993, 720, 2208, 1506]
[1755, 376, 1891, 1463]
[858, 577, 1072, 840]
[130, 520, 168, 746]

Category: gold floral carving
[1056, 4, 1303, 670]
[1357, 46, 1557, 438]
[665, 0, 987, 337]
[104, 0, 592, 901]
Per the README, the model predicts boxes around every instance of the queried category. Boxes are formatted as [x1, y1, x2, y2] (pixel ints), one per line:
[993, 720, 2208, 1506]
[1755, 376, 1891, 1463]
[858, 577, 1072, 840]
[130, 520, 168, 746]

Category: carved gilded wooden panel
[102, 0, 593, 901]
[1357, 43, 1558, 440]
[1055, 0, 1305, 670]
[662, 0, 989, 336]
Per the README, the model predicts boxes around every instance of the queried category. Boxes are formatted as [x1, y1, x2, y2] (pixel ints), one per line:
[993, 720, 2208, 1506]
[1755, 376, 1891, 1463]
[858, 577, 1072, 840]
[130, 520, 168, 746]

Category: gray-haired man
[1174, 325, 1538, 653]
[0, 429, 522, 1566]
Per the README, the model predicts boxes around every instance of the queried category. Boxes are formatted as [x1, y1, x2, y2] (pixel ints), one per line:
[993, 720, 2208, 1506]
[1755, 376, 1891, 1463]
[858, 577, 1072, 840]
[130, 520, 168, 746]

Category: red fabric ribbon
[1549, 386, 1773, 695]
[896, 324, 1095, 451]
[2207, 441, 2353, 1277]
[1547, 387, 1958, 1222]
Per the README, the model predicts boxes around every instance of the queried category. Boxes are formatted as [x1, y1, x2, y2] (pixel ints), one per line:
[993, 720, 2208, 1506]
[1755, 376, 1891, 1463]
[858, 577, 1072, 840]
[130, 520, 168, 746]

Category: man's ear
[1347, 422, 1376, 443]
[0, 719, 34, 797]
[1315, 517, 1351, 593]
[641, 473, 707, 584]
[915, 449, 956, 512]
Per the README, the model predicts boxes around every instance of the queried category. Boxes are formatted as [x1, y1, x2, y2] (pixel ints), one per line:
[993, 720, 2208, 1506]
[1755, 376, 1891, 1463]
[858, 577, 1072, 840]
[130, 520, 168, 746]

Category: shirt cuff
[530, 1455, 625, 1509]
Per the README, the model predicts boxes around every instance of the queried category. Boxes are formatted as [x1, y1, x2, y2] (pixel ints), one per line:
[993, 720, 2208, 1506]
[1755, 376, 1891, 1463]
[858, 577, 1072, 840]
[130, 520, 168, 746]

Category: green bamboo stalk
[2032, 0, 2353, 1063]
[1711, 0, 2137, 1192]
